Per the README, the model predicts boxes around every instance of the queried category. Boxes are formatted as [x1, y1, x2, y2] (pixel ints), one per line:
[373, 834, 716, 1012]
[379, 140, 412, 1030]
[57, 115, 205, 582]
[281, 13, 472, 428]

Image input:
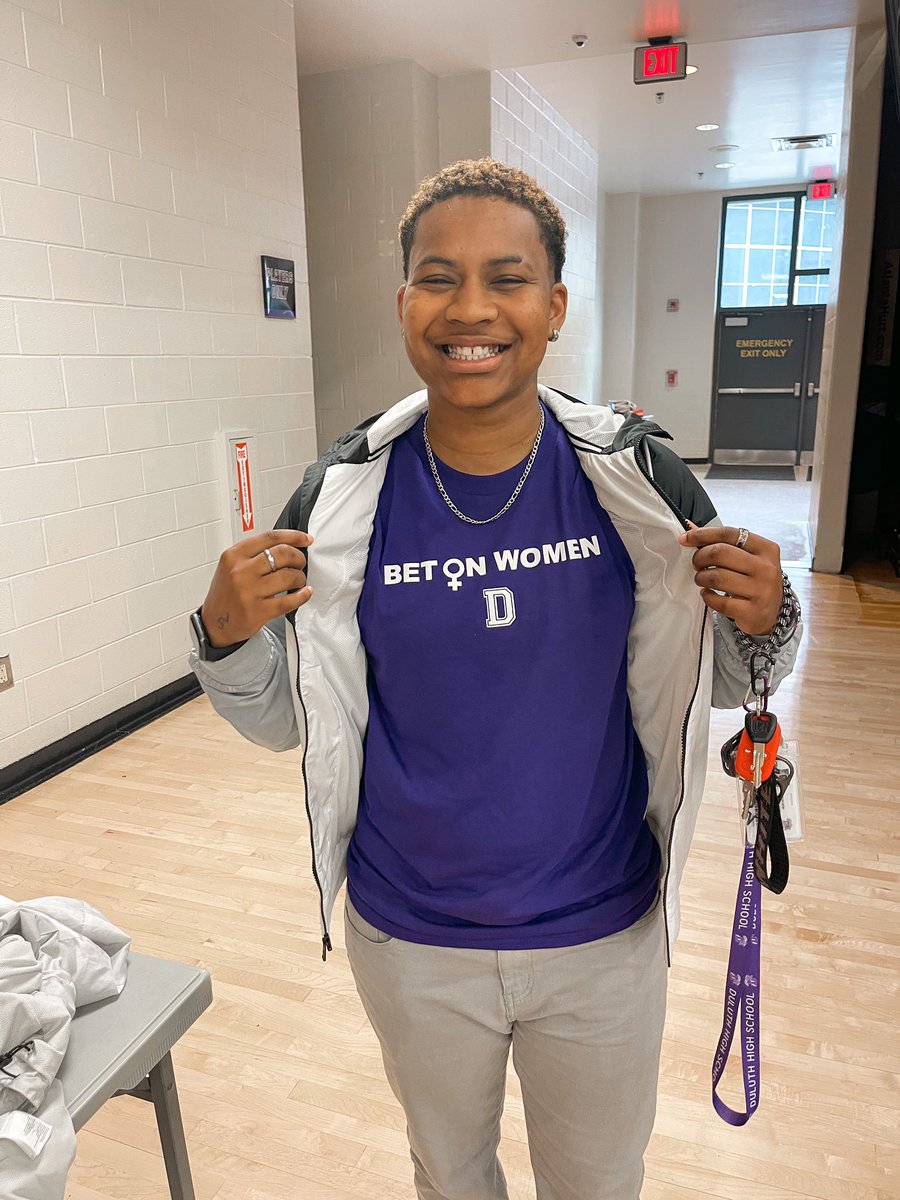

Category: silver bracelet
[729, 572, 801, 667]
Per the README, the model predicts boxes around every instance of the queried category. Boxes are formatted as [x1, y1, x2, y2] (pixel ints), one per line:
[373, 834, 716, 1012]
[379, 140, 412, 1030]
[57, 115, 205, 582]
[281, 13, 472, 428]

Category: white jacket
[191, 387, 800, 962]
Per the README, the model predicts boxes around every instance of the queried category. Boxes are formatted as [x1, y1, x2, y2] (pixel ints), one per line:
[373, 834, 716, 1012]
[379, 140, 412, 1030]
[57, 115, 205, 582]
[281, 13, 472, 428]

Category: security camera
[572, 34, 588, 48]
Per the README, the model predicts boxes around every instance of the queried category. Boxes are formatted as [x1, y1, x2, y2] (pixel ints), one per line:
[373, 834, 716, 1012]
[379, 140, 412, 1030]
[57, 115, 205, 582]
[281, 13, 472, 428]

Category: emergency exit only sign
[634, 41, 688, 84]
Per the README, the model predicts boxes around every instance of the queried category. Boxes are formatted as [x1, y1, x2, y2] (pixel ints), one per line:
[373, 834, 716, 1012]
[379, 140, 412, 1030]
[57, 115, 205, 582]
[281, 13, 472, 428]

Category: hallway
[1, 1, 896, 1196]
[694, 469, 813, 566]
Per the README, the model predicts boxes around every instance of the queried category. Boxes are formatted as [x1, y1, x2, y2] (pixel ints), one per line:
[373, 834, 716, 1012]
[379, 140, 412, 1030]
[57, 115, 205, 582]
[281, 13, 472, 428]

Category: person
[188, 159, 800, 1200]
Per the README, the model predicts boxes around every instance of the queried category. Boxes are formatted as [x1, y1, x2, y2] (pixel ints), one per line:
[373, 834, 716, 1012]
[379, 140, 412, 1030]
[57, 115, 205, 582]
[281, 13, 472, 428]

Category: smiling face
[397, 195, 567, 417]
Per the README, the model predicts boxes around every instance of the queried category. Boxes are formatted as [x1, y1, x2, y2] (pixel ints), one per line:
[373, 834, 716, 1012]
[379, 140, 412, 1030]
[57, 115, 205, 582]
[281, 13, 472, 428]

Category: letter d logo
[483, 587, 516, 628]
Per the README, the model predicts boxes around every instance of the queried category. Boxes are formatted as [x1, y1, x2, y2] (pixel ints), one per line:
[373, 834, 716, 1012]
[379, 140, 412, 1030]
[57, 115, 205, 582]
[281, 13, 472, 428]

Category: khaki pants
[344, 895, 668, 1200]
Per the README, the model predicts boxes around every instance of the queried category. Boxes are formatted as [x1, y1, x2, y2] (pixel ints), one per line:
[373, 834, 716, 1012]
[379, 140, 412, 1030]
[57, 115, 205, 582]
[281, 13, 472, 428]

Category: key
[740, 778, 760, 846]
[740, 779, 755, 822]
[734, 711, 781, 786]
[752, 742, 766, 790]
[745, 710, 781, 789]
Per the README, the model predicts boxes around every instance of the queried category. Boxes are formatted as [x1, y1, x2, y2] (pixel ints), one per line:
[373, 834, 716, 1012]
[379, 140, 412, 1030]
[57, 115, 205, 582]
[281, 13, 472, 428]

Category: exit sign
[807, 181, 835, 200]
[634, 42, 688, 84]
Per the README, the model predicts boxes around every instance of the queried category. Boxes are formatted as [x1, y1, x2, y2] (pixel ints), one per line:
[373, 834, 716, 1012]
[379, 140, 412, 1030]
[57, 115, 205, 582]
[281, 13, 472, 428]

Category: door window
[719, 193, 836, 310]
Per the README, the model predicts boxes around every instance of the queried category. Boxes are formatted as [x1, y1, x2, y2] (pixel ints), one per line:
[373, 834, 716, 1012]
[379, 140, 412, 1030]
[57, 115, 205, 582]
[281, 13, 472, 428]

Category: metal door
[711, 308, 825, 465]
[797, 307, 825, 465]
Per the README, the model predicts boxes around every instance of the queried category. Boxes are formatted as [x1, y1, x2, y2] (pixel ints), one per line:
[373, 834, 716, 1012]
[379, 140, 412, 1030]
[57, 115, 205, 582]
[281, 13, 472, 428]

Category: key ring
[743, 651, 771, 714]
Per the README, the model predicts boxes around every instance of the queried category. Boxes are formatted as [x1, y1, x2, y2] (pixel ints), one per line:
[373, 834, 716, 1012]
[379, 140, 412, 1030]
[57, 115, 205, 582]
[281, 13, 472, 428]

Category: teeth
[444, 345, 504, 361]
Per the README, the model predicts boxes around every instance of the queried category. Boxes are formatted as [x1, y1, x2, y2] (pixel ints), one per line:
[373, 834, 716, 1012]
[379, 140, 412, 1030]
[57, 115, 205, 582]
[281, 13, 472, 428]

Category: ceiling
[525, 29, 853, 195]
[294, 0, 883, 195]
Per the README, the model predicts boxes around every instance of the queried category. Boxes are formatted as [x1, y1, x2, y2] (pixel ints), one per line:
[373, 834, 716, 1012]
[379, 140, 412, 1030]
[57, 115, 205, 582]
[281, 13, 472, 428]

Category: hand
[678, 523, 783, 636]
[201, 529, 314, 647]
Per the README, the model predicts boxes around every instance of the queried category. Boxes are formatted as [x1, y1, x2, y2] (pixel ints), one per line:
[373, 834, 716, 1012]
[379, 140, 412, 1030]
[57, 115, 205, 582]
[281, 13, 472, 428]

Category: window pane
[776, 205, 795, 247]
[747, 247, 774, 285]
[772, 246, 791, 282]
[749, 204, 777, 244]
[803, 209, 824, 242]
[746, 283, 787, 307]
[721, 246, 745, 284]
[797, 197, 835, 270]
[793, 274, 830, 305]
[720, 195, 795, 309]
[797, 248, 829, 270]
[720, 284, 744, 308]
[723, 203, 749, 246]
[821, 205, 835, 250]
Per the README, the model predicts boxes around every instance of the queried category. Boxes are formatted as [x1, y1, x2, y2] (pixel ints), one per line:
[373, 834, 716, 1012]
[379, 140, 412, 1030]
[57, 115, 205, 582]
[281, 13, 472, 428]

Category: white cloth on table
[0, 896, 130, 1200]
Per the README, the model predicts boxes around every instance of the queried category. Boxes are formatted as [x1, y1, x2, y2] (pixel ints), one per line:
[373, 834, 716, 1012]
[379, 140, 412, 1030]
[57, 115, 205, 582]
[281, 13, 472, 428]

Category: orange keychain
[734, 710, 781, 789]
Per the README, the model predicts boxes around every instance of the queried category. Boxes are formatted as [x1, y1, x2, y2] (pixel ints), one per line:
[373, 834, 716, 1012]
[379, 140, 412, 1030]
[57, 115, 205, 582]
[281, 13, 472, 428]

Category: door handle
[807, 382, 819, 398]
[717, 387, 798, 395]
[793, 382, 801, 398]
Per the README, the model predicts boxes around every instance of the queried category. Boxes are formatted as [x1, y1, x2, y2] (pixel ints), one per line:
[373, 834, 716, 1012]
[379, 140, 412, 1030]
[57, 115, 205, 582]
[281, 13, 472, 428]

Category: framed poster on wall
[260, 255, 296, 319]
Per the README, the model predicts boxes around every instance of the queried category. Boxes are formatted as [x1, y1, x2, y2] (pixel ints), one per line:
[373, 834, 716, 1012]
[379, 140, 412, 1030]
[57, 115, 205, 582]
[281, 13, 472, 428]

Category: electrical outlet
[0, 656, 13, 692]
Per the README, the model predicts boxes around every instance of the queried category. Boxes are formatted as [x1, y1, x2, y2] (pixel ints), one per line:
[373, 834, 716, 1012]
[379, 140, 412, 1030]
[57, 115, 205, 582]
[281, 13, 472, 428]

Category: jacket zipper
[630, 430, 707, 963]
[293, 442, 390, 961]
[291, 619, 332, 962]
[661, 607, 707, 964]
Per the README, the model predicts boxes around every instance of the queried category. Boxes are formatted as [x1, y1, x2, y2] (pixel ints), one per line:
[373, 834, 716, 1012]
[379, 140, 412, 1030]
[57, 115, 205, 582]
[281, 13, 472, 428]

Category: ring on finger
[736, 527, 750, 550]
[263, 548, 277, 574]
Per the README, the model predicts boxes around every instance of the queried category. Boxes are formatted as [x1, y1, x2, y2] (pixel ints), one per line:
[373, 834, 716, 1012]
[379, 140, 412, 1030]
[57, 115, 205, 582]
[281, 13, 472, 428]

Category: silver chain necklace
[422, 405, 545, 525]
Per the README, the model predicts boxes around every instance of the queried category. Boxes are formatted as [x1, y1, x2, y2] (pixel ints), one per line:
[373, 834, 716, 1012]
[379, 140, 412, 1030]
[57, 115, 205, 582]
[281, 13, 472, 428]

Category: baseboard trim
[0, 674, 202, 807]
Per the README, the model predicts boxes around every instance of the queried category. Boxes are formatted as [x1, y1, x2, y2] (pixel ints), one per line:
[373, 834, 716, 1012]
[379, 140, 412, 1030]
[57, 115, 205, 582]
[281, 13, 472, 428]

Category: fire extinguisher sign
[234, 440, 255, 533]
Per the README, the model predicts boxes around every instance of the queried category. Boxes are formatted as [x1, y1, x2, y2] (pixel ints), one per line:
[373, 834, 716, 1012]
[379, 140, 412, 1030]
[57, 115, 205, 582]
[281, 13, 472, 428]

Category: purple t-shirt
[348, 406, 660, 948]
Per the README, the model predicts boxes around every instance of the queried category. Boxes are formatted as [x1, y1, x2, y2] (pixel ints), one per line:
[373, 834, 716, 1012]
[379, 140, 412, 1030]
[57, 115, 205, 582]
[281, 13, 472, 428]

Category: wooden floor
[5, 566, 899, 1200]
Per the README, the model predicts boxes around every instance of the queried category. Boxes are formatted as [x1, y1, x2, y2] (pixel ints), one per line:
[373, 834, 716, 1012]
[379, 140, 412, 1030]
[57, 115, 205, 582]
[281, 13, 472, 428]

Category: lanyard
[712, 844, 761, 1125]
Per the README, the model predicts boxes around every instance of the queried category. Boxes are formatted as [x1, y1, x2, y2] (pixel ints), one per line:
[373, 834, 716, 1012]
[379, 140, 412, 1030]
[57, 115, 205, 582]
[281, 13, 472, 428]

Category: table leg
[148, 1051, 196, 1200]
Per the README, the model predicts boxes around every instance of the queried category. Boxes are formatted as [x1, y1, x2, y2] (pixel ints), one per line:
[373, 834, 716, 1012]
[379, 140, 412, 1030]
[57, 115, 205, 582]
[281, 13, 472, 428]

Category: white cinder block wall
[491, 70, 601, 403]
[299, 62, 438, 450]
[0, 0, 315, 770]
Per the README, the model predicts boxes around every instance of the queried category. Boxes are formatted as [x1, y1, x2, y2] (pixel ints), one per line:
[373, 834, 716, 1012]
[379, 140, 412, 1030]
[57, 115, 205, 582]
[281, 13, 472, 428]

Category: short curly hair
[398, 158, 567, 283]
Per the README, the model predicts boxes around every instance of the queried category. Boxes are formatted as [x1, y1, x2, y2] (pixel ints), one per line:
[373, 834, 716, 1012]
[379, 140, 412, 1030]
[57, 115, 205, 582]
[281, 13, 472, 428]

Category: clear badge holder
[736, 739, 803, 845]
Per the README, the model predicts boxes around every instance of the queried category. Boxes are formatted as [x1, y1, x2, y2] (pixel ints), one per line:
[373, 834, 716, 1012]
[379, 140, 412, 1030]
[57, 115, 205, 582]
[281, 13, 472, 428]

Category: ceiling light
[709, 144, 739, 152]
[715, 162, 735, 169]
[696, 123, 719, 131]
[686, 65, 698, 74]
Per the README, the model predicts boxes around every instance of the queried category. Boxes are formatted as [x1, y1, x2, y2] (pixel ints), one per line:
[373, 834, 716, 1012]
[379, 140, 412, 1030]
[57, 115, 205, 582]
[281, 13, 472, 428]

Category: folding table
[59, 952, 213, 1200]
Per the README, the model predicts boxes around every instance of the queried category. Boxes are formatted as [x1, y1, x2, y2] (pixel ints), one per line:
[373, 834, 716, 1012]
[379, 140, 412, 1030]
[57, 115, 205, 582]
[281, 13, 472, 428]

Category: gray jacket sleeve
[188, 616, 300, 752]
[702, 497, 801, 709]
[711, 610, 801, 710]
[187, 466, 317, 754]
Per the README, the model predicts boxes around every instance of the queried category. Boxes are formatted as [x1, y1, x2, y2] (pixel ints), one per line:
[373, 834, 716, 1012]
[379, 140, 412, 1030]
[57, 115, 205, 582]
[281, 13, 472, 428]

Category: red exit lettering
[644, 45, 678, 76]
[808, 181, 835, 201]
[634, 41, 688, 84]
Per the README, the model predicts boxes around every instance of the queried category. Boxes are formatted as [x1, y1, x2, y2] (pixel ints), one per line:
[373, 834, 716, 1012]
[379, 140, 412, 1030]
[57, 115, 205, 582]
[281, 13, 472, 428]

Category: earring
[548, 329, 560, 342]
[400, 328, 406, 339]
